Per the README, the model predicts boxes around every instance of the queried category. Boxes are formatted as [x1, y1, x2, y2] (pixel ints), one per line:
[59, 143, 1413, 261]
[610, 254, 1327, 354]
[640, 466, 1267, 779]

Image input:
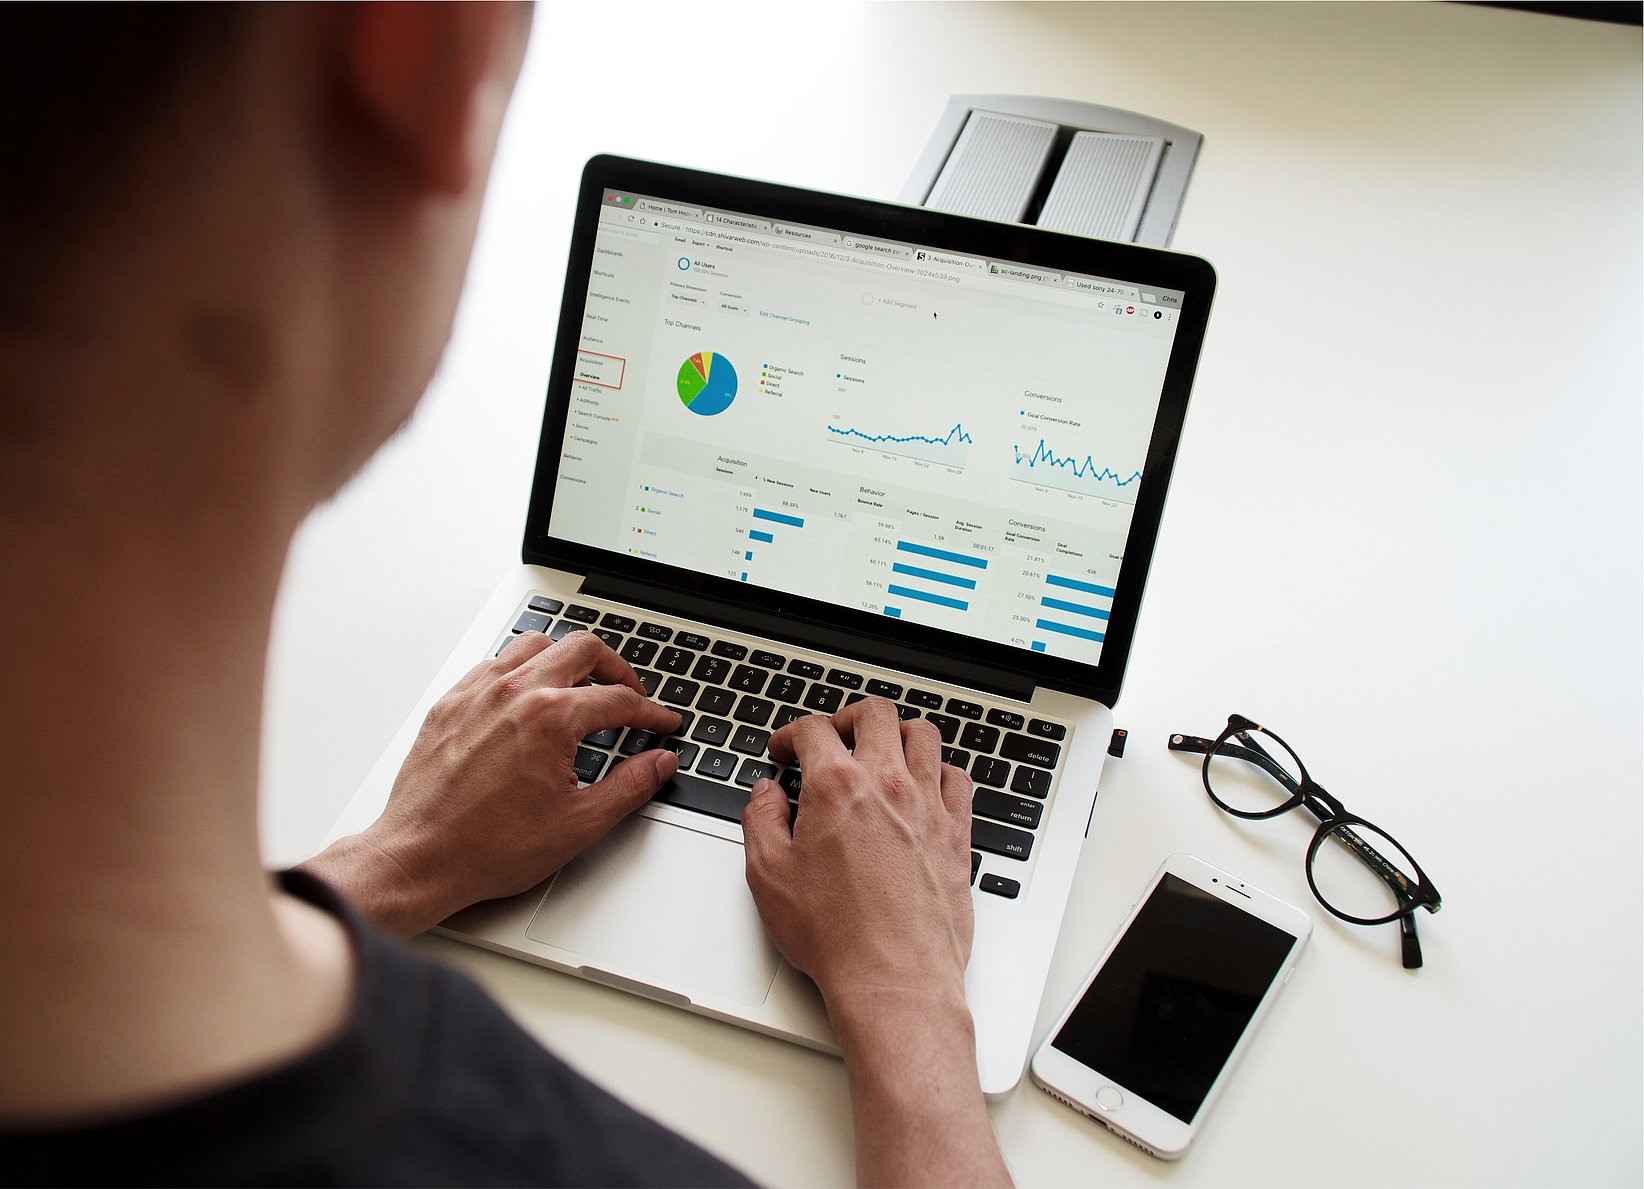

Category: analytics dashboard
[547, 189, 1186, 667]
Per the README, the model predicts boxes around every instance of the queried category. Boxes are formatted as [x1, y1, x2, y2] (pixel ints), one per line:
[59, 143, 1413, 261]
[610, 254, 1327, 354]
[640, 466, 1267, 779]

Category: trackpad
[524, 815, 781, 1008]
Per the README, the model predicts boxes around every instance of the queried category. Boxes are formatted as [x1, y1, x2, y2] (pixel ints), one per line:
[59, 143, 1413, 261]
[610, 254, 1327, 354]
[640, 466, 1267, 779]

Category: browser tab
[842, 237, 912, 259]
[635, 199, 703, 220]
[705, 211, 773, 233]
[987, 261, 1063, 286]
[1141, 288, 1183, 308]
[1065, 275, 1141, 300]
[912, 247, 986, 272]
[772, 222, 841, 245]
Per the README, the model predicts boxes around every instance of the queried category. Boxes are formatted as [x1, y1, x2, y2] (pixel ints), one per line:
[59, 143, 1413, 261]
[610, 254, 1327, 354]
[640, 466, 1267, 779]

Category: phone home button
[1094, 1086, 1124, 1113]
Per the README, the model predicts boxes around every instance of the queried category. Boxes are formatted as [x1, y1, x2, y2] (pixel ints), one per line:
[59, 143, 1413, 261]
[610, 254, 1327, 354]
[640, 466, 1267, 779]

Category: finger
[520, 629, 645, 695]
[899, 716, 944, 788]
[583, 748, 679, 828]
[767, 711, 850, 766]
[741, 778, 794, 890]
[554, 684, 681, 740]
[825, 696, 906, 761]
[938, 759, 974, 827]
[456, 631, 553, 693]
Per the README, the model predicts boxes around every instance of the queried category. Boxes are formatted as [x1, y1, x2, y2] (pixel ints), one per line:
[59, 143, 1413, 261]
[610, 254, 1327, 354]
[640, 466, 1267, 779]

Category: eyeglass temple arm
[1400, 913, 1423, 969]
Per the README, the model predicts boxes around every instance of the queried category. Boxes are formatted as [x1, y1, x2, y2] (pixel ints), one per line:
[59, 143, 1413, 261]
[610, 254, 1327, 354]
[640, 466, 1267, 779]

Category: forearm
[294, 828, 454, 940]
[829, 986, 1012, 1189]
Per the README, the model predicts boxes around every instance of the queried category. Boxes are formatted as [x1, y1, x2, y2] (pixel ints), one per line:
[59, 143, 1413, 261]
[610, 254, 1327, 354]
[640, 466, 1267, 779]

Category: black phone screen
[1051, 873, 1298, 1123]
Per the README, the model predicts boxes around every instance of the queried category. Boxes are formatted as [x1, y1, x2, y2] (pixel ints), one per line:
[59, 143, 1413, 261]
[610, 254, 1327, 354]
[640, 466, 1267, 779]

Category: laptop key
[675, 631, 711, 651]
[767, 674, 805, 704]
[941, 746, 971, 770]
[787, 659, 824, 680]
[655, 646, 693, 675]
[667, 710, 694, 738]
[925, 712, 960, 744]
[514, 610, 552, 634]
[970, 756, 1010, 788]
[845, 692, 867, 706]
[971, 851, 982, 885]
[659, 677, 700, 706]
[619, 638, 658, 666]
[730, 725, 770, 755]
[945, 698, 984, 720]
[779, 768, 803, 798]
[1010, 765, 1052, 799]
[599, 613, 637, 633]
[592, 628, 623, 649]
[972, 819, 1034, 861]
[652, 768, 747, 822]
[620, 728, 661, 756]
[827, 669, 864, 690]
[959, 722, 1001, 753]
[564, 604, 600, 624]
[772, 705, 809, 730]
[527, 596, 564, 615]
[695, 748, 738, 781]
[980, 873, 1021, 899]
[573, 747, 608, 783]
[1001, 733, 1060, 769]
[549, 620, 587, 641]
[582, 727, 621, 749]
[986, 708, 1025, 731]
[635, 668, 661, 697]
[712, 640, 748, 660]
[973, 789, 1044, 830]
[866, 679, 903, 698]
[1028, 718, 1068, 741]
[802, 684, 843, 713]
[637, 621, 673, 642]
[905, 689, 943, 710]
[690, 717, 733, 747]
[750, 649, 785, 669]
[728, 664, 768, 694]
[733, 696, 775, 727]
[696, 687, 735, 716]
[691, 655, 731, 684]
[660, 738, 698, 768]
[896, 704, 921, 721]
[734, 758, 779, 787]
[495, 635, 519, 657]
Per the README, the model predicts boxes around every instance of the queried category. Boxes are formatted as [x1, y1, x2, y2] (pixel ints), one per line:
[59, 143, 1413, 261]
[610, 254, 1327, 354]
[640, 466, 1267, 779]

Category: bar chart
[1032, 573, 1114, 650]
[883, 539, 989, 619]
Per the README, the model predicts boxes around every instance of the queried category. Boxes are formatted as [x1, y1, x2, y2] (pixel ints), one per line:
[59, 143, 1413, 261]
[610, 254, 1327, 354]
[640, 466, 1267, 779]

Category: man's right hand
[741, 697, 1012, 1188]
[740, 698, 976, 1005]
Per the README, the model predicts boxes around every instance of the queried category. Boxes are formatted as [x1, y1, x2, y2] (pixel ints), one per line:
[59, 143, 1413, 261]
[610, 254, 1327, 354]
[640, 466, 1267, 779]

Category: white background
[261, 4, 1642, 1185]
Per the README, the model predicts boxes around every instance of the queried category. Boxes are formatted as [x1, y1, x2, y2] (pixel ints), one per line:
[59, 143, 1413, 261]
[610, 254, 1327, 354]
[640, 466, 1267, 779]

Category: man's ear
[340, 2, 519, 196]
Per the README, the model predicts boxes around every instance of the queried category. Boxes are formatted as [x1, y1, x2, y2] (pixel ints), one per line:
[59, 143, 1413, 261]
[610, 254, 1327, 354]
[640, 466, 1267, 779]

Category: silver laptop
[324, 156, 1215, 1097]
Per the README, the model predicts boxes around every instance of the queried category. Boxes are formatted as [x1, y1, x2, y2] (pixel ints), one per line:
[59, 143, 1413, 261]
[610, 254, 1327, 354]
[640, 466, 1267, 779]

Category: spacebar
[651, 771, 750, 823]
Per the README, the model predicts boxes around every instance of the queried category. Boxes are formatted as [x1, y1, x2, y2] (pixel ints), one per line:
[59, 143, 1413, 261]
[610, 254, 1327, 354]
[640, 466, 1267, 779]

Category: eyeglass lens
[1310, 821, 1421, 923]
[1205, 727, 1302, 814]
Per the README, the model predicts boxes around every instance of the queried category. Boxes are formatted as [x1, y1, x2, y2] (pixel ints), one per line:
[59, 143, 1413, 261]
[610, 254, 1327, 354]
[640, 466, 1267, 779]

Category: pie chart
[677, 351, 738, 416]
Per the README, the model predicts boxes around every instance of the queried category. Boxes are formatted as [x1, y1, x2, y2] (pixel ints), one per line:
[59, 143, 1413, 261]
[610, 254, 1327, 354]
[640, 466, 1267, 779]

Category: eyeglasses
[1168, 714, 1442, 969]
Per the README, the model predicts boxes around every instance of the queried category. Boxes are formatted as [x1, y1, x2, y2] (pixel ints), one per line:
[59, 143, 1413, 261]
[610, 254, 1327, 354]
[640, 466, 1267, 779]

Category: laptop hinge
[581, 573, 1037, 703]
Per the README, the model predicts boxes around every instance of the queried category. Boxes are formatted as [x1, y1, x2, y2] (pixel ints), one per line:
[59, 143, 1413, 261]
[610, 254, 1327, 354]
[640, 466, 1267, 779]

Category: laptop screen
[531, 158, 1214, 701]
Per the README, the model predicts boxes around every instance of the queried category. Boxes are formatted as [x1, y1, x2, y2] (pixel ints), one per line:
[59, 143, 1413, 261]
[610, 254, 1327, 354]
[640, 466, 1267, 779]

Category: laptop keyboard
[500, 594, 1070, 901]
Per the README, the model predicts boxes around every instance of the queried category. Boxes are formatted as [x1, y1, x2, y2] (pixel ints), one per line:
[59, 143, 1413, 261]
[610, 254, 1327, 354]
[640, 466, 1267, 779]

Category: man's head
[0, 4, 530, 532]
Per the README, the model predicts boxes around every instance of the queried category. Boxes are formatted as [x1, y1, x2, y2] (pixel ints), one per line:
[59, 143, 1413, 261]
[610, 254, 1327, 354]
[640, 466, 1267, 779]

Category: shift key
[971, 819, 1034, 861]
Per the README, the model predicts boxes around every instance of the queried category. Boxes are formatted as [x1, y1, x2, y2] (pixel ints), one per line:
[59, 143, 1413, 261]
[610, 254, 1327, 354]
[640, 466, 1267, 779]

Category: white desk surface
[260, 4, 1643, 1185]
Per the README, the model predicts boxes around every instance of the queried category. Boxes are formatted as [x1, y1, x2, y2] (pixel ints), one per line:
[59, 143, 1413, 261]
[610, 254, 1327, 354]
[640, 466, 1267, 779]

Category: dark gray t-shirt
[1, 871, 755, 1187]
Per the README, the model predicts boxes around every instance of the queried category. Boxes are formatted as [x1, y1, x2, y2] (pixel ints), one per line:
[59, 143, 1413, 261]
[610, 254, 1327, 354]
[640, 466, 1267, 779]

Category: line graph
[825, 420, 972, 467]
[1011, 437, 1141, 502]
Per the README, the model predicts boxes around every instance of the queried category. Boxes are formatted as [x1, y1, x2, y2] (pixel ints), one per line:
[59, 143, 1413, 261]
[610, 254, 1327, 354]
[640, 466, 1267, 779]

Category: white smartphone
[1030, 854, 1310, 1159]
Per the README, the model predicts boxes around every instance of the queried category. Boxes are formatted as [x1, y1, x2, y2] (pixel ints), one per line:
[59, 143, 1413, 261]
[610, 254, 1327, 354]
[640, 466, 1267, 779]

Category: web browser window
[548, 190, 1186, 666]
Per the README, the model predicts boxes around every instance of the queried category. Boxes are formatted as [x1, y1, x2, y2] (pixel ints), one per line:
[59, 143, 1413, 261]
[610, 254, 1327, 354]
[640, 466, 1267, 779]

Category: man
[0, 6, 1011, 1185]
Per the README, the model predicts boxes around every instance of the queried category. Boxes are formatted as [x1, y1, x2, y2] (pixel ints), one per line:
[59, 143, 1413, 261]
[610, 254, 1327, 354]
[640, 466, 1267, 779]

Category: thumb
[740, 779, 793, 887]
[586, 748, 677, 823]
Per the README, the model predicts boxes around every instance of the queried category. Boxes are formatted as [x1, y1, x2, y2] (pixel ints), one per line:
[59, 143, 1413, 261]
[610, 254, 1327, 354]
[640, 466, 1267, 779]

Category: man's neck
[0, 486, 354, 1125]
